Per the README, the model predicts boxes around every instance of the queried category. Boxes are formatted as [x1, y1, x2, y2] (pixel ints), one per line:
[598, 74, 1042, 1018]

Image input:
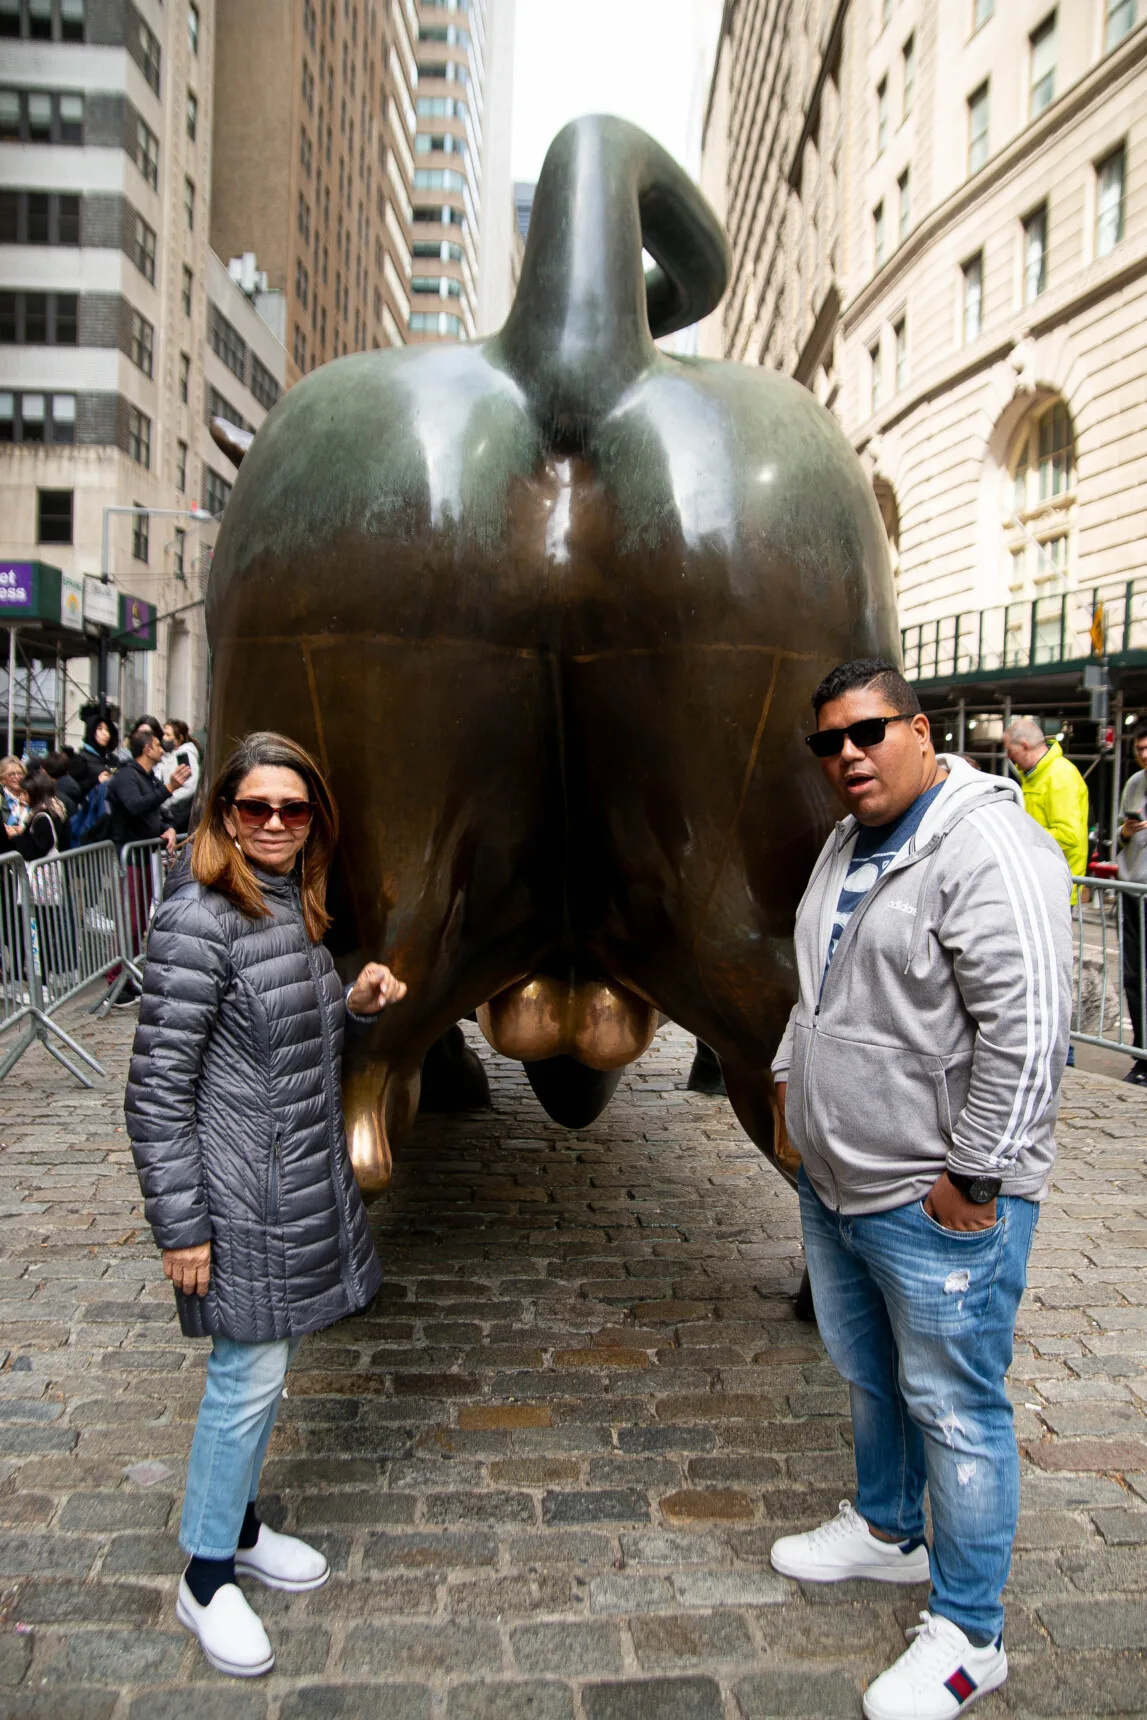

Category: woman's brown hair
[191, 732, 338, 942]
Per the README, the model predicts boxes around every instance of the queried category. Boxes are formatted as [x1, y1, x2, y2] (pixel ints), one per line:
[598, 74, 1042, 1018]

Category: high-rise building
[0, 0, 287, 742]
[212, 0, 419, 381]
[409, 0, 514, 342]
[702, 2, 1147, 809]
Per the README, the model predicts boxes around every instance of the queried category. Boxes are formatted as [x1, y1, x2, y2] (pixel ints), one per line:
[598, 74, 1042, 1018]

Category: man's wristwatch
[946, 1171, 1001, 1204]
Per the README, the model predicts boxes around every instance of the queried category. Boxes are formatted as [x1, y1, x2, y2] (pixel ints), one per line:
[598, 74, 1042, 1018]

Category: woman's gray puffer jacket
[124, 867, 382, 1341]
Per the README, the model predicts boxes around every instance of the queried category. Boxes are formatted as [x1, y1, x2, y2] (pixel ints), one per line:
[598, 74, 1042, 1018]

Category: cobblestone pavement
[0, 1011, 1145, 1719]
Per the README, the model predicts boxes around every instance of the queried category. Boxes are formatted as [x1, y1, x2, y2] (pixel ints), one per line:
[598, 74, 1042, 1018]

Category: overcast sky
[509, 0, 723, 186]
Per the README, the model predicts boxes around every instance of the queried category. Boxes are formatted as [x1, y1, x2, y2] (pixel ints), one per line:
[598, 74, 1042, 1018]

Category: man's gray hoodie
[772, 755, 1073, 1216]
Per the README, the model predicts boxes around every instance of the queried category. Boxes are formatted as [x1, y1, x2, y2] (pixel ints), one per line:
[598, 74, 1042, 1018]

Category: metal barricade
[1070, 873, 1147, 1060]
[25, 841, 129, 1024]
[0, 847, 106, 1086]
[115, 836, 181, 1000]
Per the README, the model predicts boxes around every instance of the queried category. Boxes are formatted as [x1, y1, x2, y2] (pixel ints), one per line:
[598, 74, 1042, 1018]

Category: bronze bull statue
[205, 116, 899, 1195]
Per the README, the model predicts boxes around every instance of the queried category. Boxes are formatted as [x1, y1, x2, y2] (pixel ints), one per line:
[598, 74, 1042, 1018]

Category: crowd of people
[1, 706, 200, 864]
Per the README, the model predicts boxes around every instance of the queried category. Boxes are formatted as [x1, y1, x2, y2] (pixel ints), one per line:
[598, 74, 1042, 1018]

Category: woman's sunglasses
[804, 713, 914, 759]
[231, 798, 314, 830]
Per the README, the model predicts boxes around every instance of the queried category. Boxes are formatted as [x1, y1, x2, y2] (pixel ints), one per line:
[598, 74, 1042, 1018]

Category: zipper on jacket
[267, 1130, 281, 1222]
[299, 893, 355, 1298]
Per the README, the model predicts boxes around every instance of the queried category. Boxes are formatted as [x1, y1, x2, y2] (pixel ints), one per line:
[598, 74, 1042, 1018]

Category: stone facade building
[0, 0, 287, 741]
[701, 0, 1147, 752]
[212, 0, 419, 378]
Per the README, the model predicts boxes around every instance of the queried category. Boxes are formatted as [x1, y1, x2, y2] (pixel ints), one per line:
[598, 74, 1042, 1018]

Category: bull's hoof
[419, 1024, 492, 1114]
[794, 1266, 817, 1324]
[524, 1056, 624, 1129]
[687, 1040, 726, 1096]
[343, 1062, 420, 1200]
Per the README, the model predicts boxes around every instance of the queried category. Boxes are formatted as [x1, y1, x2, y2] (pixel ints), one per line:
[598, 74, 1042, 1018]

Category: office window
[1029, 13, 1057, 119]
[175, 439, 187, 492]
[0, 189, 80, 245]
[127, 405, 150, 467]
[133, 212, 156, 282]
[130, 308, 153, 376]
[873, 201, 886, 268]
[173, 528, 185, 577]
[898, 168, 911, 242]
[869, 340, 882, 412]
[178, 350, 189, 402]
[186, 89, 197, 141]
[187, 1, 199, 54]
[0, 0, 85, 39]
[0, 290, 76, 343]
[1096, 145, 1125, 256]
[137, 16, 161, 93]
[135, 115, 159, 188]
[876, 78, 888, 155]
[1106, 0, 1137, 48]
[250, 355, 281, 411]
[183, 176, 195, 229]
[968, 82, 989, 174]
[963, 252, 983, 341]
[202, 465, 232, 517]
[37, 488, 73, 544]
[207, 384, 248, 430]
[902, 35, 915, 120]
[209, 305, 248, 380]
[894, 319, 907, 391]
[0, 390, 71, 442]
[60, 0, 82, 36]
[973, 0, 993, 27]
[1023, 205, 1047, 302]
[132, 506, 149, 563]
[0, 87, 83, 143]
[181, 264, 192, 316]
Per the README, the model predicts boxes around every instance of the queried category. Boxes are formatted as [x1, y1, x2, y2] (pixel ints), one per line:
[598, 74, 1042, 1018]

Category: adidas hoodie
[771, 755, 1073, 1216]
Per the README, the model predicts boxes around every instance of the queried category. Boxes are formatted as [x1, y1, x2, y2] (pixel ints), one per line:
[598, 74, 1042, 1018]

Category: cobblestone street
[0, 1014, 1144, 1718]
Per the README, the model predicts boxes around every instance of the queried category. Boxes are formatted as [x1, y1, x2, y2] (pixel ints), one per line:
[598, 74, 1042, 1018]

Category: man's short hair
[1133, 718, 1147, 742]
[42, 750, 70, 779]
[812, 658, 922, 717]
[132, 715, 162, 741]
[1003, 717, 1045, 747]
[128, 730, 153, 759]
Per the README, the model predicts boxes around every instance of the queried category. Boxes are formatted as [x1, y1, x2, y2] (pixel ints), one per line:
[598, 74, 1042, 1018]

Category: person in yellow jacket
[1003, 719, 1091, 887]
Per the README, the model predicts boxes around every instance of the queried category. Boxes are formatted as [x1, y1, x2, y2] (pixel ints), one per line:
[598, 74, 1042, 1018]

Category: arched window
[1002, 398, 1076, 661]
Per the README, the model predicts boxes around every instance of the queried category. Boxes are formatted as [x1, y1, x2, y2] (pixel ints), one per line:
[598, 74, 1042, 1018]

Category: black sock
[184, 1555, 235, 1606]
[237, 1501, 261, 1551]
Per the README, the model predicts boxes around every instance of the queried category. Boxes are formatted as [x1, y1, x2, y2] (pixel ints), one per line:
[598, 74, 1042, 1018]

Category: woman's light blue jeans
[798, 1167, 1038, 1644]
[180, 1336, 303, 1561]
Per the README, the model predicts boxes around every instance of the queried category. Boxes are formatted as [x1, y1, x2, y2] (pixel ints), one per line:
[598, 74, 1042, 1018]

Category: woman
[1, 753, 27, 836]
[10, 771, 72, 986]
[8, 770, 67, 859]
[125, 731, 406, 1678]
[156, 718, 201, 834]
[70, 713, 118, 799]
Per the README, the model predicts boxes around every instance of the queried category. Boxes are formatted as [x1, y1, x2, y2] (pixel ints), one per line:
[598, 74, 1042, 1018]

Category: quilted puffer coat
[124, 867, 382, 1341]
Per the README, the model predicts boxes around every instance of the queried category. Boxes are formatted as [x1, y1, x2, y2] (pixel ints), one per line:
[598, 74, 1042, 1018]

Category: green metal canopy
[0, 559, 156, 656]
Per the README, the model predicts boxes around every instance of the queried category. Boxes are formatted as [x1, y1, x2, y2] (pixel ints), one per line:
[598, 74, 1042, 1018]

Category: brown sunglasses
[231, 797, 314, 830]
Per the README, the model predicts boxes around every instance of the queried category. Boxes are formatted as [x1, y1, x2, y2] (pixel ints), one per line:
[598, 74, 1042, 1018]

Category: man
[1117, 719, 1147, 1084]
[769, 659, 1071, 1720]
[106, 731, 191, 1002]
[1003, 717, 1090, 884]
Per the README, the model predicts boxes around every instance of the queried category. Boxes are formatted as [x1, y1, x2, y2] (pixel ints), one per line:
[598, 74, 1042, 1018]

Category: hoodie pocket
[805, 1029, 955, 1181]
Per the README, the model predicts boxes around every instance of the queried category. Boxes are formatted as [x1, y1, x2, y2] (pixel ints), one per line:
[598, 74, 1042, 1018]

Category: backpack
[70, 778, 112, 847]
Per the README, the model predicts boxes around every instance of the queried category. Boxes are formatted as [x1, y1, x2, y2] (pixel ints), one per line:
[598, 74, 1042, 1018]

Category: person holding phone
[768, 660, 1071, 1720]
[1117, 719, 1147, 1083]
[125, 731, 405, 1678]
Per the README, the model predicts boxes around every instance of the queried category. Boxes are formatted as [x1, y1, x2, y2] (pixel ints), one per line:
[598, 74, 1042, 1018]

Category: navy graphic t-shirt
[822, 782, 945, 986]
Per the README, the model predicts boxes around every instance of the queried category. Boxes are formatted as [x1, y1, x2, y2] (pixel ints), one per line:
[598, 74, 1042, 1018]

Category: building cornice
[840, 20, 1147, 337]
[851, 235, 1147, 452]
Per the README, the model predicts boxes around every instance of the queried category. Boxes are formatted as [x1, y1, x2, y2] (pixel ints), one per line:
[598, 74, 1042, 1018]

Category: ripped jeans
[798, 1168, 1039, 1643]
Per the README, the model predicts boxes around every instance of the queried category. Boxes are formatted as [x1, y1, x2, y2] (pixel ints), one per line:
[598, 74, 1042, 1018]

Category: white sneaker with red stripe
[863, 1611, 1007, 1719]
[770, 1500, 930, 1584]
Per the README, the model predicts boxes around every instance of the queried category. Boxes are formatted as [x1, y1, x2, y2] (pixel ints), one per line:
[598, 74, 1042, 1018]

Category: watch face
[969, 1178, 999, 1203]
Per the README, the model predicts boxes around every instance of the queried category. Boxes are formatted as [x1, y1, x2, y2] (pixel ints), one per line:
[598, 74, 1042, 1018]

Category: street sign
[0, 562, 34, 610]
[83, 575, 118, 627]
[60, 574, 83, 630]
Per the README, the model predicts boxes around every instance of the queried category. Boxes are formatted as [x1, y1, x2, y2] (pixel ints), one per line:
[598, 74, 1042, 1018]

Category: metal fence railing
[1, 836, 185, 1086]
[1070, 874, 1147, 1061]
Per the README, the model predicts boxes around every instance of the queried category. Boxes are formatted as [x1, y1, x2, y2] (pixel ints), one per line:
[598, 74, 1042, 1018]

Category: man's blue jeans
[180, 1336, 303, 1561]
[798, 1168, 1038, 1644]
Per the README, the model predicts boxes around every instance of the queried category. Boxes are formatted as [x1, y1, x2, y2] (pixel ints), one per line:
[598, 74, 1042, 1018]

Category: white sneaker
[234, 1523, 331, 1592]
[863, 1611, 1007, 1720]
[770, 1500, 930, 1584]
[176, 1576, 275, 1678]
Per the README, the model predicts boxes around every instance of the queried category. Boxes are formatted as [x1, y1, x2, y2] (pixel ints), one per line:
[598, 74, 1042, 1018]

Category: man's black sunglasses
[804, 713, 915, 759]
